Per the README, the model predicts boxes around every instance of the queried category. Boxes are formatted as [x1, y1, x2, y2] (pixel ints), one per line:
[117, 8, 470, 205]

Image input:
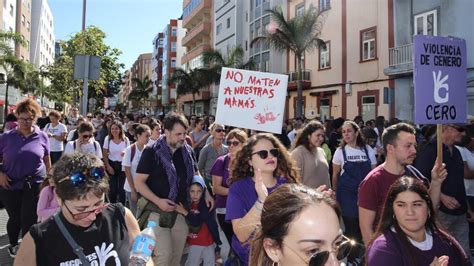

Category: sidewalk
[0, 209, 13, 266]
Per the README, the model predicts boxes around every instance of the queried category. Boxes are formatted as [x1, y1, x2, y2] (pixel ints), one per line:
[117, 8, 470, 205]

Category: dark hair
[52, 153, 109, 201]
[195, 117, 204, 125]
[77, 121, 94, 134]
[340, 121, 365, 148]
[229, 133, 300, 184]
[250, 184, 341, 266]
[48, 110, 61, 119]
[163, 112, 188, 132]
[381, 122, 416, 152]
[370, 177, 467, 265]
[16, 98, 42, 119]
[5, 113, 17, 122]
[294, 120, 325, 151]
[134, 124, 151, 138]
[108, 120, 126, 141]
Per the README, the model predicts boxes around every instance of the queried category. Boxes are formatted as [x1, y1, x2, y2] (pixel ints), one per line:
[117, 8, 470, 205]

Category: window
[361, 96, 376, 121]
[27, 21, 30, 31]
[319, 41, 330, 69]
[171, 58, 176, 68]
[320, 0, 331, 11]
[227, 18, 230, 28]
[171, 42, 176, 52]
[296, 4, 305, 16]
[9, 4, 13, 16]
[319, 98, 330, 122]
[414, 9, 437, 36]
[216, 23, 222, 35]
[22, 15, 25, 25]
[361, 27, 376, 61]
[255, 0, 261, 7]
[171, 27, 177, 36]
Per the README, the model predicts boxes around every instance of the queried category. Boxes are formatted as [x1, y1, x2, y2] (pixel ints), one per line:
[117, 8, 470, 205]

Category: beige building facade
[286, 0, 394, 121]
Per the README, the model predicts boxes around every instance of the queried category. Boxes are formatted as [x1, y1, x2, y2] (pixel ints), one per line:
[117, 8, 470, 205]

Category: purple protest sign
[414, 35, 467, 124]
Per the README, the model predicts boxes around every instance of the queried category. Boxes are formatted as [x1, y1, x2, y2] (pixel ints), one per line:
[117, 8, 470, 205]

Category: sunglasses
[64, 202, 109, 220]
[215, 128, 225, 133]
[284, 235, 354, 266]
[226, 140, 240, 146]
[58, 167, 106, 186]
[251, 148, 279, 159]
[81, 134, 92, 139]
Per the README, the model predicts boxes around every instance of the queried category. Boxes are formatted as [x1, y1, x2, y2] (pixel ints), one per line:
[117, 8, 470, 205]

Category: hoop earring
[272, 261, 279, 266]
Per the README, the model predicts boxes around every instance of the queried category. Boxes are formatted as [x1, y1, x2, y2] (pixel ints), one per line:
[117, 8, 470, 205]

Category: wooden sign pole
[436, 124, 443, 167]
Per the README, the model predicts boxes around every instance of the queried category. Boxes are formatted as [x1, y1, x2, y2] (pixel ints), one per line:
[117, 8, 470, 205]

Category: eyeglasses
[64, 202, 109, 220]
[226, 140, 240, 146]
[215, 128, 225, 133]
[81, 134, 92, 139]
[18, 117, 34, 123]
[284, 235, 354, 266]
[58, 167, 106, 186]
[251, 148, 279, 159]
[87, 116, 93, 119]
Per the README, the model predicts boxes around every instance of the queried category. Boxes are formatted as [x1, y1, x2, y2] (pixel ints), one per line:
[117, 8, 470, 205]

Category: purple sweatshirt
[37, 185, 59, 222]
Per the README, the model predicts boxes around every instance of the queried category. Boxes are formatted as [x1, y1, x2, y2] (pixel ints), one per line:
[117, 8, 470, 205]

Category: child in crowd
[176, 176, 222, 266]
[36, 177, 59, 222]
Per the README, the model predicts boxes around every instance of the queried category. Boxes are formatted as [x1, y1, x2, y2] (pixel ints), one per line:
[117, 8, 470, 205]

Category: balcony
[287, 70, 312, 91]
[182, 21, 212, 47]
[181, 43, 211, 64]
[178, 89, 211, 103]
[384, 43, 413, 76]
[183, 0, 212, 29]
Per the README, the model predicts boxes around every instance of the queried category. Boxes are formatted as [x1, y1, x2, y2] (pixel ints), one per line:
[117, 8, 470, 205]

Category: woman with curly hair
[367, 177, 470, 265]
[226, 133, 299, 265]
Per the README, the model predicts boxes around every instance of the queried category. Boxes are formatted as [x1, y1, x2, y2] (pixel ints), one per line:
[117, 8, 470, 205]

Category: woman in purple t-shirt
[210, 129, 248, 246]
[225, 133, 299, 265]
[367, 177, 469, 266]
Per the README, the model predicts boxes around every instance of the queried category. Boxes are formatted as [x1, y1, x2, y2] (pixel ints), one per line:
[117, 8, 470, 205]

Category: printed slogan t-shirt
[332, 145, 377, 175]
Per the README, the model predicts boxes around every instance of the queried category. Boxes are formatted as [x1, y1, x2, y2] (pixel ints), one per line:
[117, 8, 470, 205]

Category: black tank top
[30, 203, 130, 266]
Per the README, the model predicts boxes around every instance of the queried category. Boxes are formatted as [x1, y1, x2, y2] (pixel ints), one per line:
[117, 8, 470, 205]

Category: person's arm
[291, 149, 305, 179]
[429, 163, 447, 210]
[124, 208, 141, 245]
[332, 164, 341, 190]
[464, 162, 474, 179]
[197, 146, 207, 175]
[359, 207, 376, 245]
[212, 175, 228, 196]
[53, 131, 67, 142]
[14, 232, 36, 266]
[43, 155, 51, 174]
[102, 137, 114, 175]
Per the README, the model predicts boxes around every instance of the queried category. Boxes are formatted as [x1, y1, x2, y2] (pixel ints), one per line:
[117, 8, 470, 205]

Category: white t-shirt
[122, 144, 145, 192]
[332, 145, 377, 175]
[147, 138, 158, 147]
[456, 145, 474, 196]
[64, 140, 103, 159]
[43, 123, 67, 152]
[103, 136, 129, 162]
[91, 118, 103, 129]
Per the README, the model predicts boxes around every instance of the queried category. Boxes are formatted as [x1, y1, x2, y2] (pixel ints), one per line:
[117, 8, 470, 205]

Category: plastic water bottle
[129, 221, 157, 266]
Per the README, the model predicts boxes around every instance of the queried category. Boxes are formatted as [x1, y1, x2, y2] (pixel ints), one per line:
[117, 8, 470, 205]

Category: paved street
[0, 209, 13, 266]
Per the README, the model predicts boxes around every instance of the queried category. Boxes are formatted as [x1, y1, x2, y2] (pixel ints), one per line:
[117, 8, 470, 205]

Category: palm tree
[128, 76, 152, 108]
[251, 5, 328, 118]
[169, 68, 213, 114]
[202, 45, 255, 83]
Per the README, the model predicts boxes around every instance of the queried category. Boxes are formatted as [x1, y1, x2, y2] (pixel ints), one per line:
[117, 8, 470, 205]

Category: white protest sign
[215, 67, 288, 134]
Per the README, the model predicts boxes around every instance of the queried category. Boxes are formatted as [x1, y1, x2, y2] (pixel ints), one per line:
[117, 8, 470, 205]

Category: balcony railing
[389, 43, 412, 67]
[288, 70, 311, 82]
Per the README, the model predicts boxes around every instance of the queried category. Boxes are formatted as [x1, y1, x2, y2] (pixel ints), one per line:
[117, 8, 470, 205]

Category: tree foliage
[128, 76, 152, 106]
[251, 5, 327, 118]
[169, 68, 214, 114]
[202, 46, 255, 83]
[45, 26, 124, 108]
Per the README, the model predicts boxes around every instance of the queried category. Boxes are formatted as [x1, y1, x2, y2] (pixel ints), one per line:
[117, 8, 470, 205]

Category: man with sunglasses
[415, 124, 472, 262]
[135, 113, 214, 266]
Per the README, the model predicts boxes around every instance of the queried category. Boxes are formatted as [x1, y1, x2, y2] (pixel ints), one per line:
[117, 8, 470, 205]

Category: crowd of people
[1, 97, 474, 265]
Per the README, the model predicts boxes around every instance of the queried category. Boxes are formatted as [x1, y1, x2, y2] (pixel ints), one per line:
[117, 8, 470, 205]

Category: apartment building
[286, 0, 392, 121]
[118, 70, 133, 110]
[385, 0, 474, 121]
[30, 0, 55, 68]
[15, 0, 31, 61]
[161, 19, 186, 113]
[151, 32, 164, 112]
[130, 53, 153, 111]
[179, 0, 213, 115]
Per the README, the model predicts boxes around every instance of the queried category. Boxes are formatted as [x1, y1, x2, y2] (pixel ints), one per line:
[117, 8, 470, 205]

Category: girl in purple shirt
[225, 133, 299, 265]
[367, 177, 470, 266]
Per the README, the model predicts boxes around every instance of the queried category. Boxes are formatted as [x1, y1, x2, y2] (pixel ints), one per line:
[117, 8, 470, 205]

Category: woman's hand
[254, 169, 268, 203]
[106, 165, 115, 175]
[0, 172, 11, 189]
[430, 256, 449, 266]
[175, 203, 189, 216]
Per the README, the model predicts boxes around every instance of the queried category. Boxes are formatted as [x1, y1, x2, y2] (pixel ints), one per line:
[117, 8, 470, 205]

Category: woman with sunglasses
[64, 121, 102, 158]
[198, 122, 228, 194]
[226, 133, 299, 265]
[14, 153, 141, 265]
[103, 120, 130, 204]
[250, 183, 352, 266]
[367, 177, 470, 266]
[291, 120, 331, 189]
[210, 129, 248, 255]
[0, 99, 51, 258]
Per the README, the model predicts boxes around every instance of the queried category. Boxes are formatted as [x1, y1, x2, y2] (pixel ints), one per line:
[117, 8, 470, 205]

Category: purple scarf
[154, 136, 195, 202]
